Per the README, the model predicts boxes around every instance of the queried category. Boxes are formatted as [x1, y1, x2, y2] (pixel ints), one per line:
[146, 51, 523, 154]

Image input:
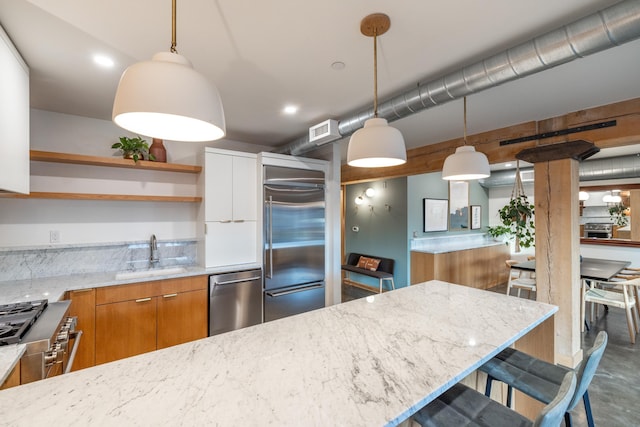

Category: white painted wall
[0, 109, 271, 248]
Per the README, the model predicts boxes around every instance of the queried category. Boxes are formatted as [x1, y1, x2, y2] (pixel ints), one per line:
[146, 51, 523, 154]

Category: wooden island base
[410, 244, 510, 289]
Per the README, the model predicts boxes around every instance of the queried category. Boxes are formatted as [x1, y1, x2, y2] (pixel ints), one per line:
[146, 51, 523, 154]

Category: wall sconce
[355, 196, 365, 205]
[365, 187, 376, 198]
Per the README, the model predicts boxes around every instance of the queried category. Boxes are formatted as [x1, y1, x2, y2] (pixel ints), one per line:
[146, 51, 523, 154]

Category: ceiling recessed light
[93, 54, 114, 68]
[331, 61, 346, 70]
[283, 105, 298, 115]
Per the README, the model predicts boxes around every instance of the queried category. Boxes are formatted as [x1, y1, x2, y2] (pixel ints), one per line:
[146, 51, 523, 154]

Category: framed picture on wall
[470, 205, 482, 230]
[423, 198, 448, 232]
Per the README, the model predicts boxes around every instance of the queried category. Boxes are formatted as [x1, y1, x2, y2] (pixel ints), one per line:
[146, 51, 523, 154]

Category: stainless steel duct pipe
[479, 153, 640, 187]
[276, 0, 640, 156]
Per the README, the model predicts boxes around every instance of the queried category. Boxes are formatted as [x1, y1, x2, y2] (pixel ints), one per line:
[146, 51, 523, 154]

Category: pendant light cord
[373, 29, 378, 118]
[463, 96, 467, 145]
[171, 0, 177, 53]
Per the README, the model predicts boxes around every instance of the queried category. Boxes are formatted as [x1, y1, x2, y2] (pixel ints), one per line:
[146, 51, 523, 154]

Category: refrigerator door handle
[265, 282, 324, 298]
[266, 195, 274, 279]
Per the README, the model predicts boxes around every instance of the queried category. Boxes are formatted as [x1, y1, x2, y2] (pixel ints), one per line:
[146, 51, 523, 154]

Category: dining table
[512, 257, 631, 281]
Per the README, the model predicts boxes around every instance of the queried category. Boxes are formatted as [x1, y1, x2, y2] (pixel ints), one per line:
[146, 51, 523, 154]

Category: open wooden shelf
[30, 150, 202, 174]
[0, 192, 202, 202]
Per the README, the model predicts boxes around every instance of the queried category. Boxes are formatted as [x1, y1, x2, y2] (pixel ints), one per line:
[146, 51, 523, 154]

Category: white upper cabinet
[0, 24, 29, 194]
[205, 150, 257, 222]
[201, 147, 259, 267]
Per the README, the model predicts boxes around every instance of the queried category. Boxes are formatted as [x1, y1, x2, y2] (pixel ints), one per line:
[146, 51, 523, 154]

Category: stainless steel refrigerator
[263, 165, 325, 322]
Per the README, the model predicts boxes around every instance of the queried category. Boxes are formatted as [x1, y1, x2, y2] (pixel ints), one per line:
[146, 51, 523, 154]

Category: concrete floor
[341, 282, 640, 426]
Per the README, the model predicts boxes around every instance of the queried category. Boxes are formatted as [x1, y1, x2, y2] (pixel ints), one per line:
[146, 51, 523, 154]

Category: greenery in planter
[487, 163, 535, 252]
[609, 203, 629, 226]
[111, 136, 155, 162]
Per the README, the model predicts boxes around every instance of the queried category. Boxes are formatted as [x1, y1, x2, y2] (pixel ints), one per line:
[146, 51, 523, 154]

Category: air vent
[309, 119, 340, 146]
[520, 170, 534, 182]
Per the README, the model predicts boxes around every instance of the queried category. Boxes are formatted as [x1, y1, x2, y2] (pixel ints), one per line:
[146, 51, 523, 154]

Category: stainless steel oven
[584, 223, 613, 239]
[0, 300, 82, 384]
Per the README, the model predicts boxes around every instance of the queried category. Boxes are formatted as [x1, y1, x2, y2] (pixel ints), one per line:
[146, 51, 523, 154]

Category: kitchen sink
[115, 267, 187, 280]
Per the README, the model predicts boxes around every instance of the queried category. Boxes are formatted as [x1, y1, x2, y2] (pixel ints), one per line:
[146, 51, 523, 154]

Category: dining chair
[582, 277, 639, 344]
[505, 260, 536, 298]
[481, 331, 608, 427]
[411, 371, 576, 427]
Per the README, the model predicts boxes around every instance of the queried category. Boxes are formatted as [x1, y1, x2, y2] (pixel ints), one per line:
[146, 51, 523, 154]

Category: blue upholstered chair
[412, 371, 576, 427]
[480, 331, 608, 427]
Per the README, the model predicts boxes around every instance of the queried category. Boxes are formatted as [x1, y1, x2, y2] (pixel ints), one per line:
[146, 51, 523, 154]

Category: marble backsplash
[0, 240, 197, 282]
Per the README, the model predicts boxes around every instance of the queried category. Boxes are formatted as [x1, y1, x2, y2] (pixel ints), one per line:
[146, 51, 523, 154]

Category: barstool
[412, 371, 576, 427]
[505, 260, 536, 298]
[480, 331, 608, 427]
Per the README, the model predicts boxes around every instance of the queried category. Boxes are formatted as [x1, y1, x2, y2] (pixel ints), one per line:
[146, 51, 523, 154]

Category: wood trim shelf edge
[0, 192, 201, 203]
[30, 150, 202, 174]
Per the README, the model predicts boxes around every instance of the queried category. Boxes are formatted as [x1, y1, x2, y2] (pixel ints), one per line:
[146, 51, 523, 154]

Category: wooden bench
[341, 253, 395, 293]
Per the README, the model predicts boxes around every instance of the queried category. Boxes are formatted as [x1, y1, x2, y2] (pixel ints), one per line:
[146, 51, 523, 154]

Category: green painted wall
[344, 172, 490, 291]
[344, 177, 408, 289]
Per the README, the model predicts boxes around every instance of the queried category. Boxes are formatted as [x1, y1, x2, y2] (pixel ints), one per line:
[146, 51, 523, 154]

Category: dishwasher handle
[212, 276, 262, 286]
[265, 282, 323, 298]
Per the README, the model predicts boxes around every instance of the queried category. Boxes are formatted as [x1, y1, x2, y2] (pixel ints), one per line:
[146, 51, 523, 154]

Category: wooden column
[516, 140, 598, 368]
[533, 158, 583, 367]
[630, 190, 640, 241]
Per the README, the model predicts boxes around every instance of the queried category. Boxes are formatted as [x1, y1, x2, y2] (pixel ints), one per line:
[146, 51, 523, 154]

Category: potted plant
[609, 203, 629, 227]
[487, 163, 535, 252]
[111, 136, 155, 162]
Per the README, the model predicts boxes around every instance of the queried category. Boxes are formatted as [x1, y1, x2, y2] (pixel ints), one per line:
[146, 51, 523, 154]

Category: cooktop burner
[0, 299, 48, 345]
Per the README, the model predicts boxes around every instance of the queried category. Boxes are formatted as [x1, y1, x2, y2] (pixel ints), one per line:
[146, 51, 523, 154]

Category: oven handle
[64, 330, 83, 374]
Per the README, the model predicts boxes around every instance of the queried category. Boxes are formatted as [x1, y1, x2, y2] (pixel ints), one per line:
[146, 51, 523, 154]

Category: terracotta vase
[149, 138, 167, 163]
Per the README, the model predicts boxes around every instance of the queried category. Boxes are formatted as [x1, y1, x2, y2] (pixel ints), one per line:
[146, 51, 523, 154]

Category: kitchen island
[0, 280, 556, 426]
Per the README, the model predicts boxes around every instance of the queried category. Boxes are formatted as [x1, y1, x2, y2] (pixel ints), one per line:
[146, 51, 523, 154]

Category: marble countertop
[0, 262, 261, 305]
[411, 239, 507, 254]
[0, 345, 25, 385]
[0, 262, 261, 386]
[0, 280, 557, 426]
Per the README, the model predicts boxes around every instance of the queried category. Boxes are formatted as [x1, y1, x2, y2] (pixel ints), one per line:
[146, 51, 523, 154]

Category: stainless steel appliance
[584, 223, 613, 239]
[263, 165, 325, 322]
[0, 299, 81, 384]
[209, 269, 263, 336]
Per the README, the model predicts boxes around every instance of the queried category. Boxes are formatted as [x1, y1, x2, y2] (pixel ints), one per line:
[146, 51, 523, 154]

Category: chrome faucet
[150, 234, 159, 266]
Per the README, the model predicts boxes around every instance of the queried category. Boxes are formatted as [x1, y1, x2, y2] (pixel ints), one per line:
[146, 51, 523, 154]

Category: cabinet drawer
[96, 275, 207, 305]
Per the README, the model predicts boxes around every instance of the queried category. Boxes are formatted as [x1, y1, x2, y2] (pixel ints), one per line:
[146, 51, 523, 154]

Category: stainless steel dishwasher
[209, 268, 263, 336]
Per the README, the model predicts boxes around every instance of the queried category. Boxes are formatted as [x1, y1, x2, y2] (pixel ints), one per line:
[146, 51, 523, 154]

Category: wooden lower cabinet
[157, 289, 208, 349]
[0, 362, 20, 390]
[93, 275, 208, 365]
[67, 288, 96, 371]
[96, 297, 157, 364]
[410, 244, 510, 289]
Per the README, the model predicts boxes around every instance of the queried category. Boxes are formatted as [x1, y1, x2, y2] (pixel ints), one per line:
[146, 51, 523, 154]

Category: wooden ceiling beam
[341, 97, 640, 184]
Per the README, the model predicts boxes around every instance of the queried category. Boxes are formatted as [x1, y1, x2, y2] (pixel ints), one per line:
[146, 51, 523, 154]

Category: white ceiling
[1, 0, 639, 162]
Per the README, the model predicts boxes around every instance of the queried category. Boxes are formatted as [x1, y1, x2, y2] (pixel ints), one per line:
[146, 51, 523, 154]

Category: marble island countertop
[411, 234, 507, 254]
[0, 280, 557, 426]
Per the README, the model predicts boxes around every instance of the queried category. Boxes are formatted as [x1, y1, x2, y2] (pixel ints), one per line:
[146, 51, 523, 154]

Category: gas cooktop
[0, 299, 48, 345]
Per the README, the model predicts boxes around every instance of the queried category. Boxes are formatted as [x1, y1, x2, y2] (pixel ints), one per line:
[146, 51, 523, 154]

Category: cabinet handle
[204, 223, 208, 234]
[233, 219, 244, 223]
[220, 220, 232, 223]
[72, 288, 94, 293]
[135, 297, 152, 303]
[163, 293, 178, 298]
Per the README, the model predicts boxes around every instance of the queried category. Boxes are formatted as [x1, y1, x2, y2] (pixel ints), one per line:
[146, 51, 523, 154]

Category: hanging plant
[487, 162, 535, 252]
[609, 203, 629, 226]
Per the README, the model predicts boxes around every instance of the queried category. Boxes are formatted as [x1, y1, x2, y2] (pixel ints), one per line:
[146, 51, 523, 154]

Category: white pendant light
[113, 0, 225, 142]
[442, 97, 490, 180]
[347, 14, 406, 168]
